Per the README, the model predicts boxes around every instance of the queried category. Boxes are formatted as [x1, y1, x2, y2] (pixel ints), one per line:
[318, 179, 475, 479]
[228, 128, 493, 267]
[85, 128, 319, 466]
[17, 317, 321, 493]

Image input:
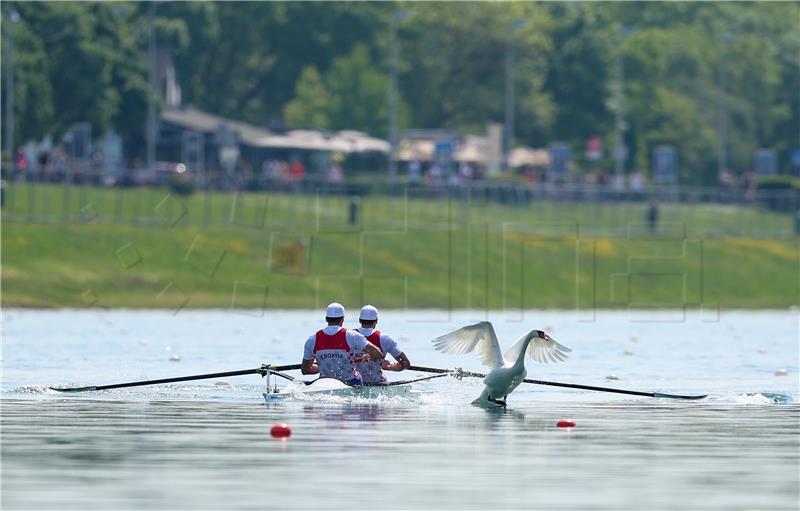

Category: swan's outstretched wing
[526, 331, 572, 363]
[431, 321, 504, 369]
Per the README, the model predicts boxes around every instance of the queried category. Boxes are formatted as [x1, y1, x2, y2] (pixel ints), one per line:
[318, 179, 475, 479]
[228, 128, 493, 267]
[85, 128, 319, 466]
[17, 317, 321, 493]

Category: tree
[283, 66, 334, 129]
[325, 43, 392, 136]
[399, 2, 554, 142]
[542, 3, 617, 146]
[4, 2, 148, 154]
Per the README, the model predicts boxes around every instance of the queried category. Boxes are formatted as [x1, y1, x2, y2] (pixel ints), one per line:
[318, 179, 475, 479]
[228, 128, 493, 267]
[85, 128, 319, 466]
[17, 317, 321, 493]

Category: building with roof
[157, 106, 390, 184]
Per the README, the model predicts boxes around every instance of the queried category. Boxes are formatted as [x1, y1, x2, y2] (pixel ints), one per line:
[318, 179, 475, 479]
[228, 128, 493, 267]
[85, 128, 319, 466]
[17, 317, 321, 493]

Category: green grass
[2, 183, 797, 309]
[2, 220, 798, 310]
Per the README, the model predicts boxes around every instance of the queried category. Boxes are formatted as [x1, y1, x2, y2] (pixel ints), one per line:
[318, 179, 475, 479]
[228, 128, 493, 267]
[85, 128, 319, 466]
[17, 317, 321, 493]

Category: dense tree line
[2, 1, 798, 184]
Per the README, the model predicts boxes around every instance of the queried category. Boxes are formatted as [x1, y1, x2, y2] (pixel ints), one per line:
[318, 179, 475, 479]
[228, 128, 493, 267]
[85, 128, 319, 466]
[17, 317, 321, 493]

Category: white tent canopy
[509, 147, 549, 167]
[162, 107, 389, 154]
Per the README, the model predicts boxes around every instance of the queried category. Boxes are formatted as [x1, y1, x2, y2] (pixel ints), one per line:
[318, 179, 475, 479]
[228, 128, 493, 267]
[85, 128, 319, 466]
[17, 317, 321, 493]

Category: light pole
[146, 1, 157, 176]
[717, 32, 735, 180]
[504, 19, 524, 171]
[388, 10, 411, 178]
[614, 26, 637, 178]
[4, 4, 19, 163]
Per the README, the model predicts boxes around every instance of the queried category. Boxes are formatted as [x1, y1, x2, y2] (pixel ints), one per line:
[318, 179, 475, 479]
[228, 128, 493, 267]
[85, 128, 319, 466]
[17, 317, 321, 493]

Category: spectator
[719, 170, 735, 190]
[51, 149, 68, 183]
[448, 169, 461, 186]
[408, 159, 421, 184]
[458, 162, 474, 181]
[629, 171, 645, 193]
[15, 147, 28, 179]
[289, 159, 305, 182]
[740, 169, 756, 200]
[427, 163, 443, 185]
[597, 169, 610, 186]
[327, 161, 344, 184]
[611, 173, 626, 192]
[289, 159, 305, 193]
[261, 159, 277, 179]
[646, 200, 659, 234]
[278, 160, 290, 190]
[37, 151, 48, 174]
[524, 166, 537, 184]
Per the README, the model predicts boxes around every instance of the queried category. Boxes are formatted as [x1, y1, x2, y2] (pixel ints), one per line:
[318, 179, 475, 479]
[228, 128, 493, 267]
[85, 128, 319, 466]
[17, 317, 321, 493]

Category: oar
[409, 365, 707, 400]
[50, 364, 302, 393]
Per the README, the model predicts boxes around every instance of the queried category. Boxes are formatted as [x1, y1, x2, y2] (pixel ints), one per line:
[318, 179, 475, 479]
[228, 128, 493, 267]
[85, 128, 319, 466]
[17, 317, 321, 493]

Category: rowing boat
[263, 377, 415, 402]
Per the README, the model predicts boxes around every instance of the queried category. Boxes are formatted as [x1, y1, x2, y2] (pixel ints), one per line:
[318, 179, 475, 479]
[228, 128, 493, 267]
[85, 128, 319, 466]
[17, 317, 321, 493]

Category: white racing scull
[261, 367, 445, 402]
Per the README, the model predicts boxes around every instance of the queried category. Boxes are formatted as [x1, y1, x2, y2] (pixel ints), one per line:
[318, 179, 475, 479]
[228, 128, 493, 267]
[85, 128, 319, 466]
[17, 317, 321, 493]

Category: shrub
[755, 176, 800, 212]
[167, 173, 196, 196]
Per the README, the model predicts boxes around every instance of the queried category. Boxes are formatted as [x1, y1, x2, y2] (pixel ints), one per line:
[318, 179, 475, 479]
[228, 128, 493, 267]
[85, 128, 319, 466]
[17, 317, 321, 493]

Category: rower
[353, 305, 411, 384]
[301, 302, 383, 386]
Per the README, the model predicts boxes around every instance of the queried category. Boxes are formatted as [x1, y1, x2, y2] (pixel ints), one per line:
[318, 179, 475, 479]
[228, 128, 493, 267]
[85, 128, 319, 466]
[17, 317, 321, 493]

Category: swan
[432, 321, 571, 407]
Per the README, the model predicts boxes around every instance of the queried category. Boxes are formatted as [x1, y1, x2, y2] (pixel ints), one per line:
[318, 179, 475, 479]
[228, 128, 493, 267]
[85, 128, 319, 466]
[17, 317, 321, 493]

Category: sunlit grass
[2, 220, 797, 309]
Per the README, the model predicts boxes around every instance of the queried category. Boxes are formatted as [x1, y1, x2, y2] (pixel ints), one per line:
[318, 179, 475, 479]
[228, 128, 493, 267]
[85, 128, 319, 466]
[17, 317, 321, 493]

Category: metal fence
[2, 177, 798, 239]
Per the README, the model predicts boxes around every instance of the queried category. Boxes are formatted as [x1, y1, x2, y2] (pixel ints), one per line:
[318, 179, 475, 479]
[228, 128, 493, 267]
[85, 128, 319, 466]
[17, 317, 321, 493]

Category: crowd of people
[5, 142, 768, 198]
[8, 145, 98, 183]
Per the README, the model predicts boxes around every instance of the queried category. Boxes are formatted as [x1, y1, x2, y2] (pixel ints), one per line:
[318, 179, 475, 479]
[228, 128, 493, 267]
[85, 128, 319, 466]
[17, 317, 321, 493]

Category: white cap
[325, 302, 345, 318]
[359, 305, 378, 321]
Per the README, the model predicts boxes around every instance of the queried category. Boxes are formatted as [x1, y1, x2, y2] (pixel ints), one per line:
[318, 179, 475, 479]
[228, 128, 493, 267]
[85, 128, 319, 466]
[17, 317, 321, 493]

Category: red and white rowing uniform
[353, 328, 403, 384]
[303, 326, 369, 383]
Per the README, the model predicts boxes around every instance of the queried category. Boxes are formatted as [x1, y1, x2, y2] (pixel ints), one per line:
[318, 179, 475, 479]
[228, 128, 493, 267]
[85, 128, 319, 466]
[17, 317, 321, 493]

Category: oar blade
[49, 386, 98, 393]
[653, 392, 708, 400]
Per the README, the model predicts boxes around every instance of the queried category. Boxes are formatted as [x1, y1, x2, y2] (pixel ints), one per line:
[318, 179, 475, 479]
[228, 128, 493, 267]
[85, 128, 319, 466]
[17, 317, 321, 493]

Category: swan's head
[523, 329, 551, 344]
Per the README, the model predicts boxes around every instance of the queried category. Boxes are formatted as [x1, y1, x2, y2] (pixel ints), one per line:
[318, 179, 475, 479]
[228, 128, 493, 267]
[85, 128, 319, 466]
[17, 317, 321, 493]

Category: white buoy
[757, 348, 767, 354]
[169, 355, 181, 362]
[606, 374, 619, 381]
[774, 369, 788, 376]
[165, 346, 172, 352]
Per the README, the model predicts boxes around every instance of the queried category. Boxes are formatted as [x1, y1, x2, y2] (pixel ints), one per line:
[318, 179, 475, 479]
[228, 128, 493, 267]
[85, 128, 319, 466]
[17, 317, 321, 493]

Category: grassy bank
[2, 221, 797, 309]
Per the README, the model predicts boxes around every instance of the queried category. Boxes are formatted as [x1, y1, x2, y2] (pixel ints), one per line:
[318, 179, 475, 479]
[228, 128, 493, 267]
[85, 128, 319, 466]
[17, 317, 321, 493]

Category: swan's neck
[510, 336, 533, 368]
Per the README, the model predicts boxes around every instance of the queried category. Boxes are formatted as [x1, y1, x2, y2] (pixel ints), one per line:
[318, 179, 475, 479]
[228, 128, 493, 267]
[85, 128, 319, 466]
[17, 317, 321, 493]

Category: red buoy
[556, 419, 576, 428]
[271, 423, 292, 438]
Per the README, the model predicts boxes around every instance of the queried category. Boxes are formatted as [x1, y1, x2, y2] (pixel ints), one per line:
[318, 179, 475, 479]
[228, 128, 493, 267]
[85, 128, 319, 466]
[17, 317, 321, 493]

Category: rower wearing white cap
[353, 305, 411, 384]
[301, 302, 383, 386]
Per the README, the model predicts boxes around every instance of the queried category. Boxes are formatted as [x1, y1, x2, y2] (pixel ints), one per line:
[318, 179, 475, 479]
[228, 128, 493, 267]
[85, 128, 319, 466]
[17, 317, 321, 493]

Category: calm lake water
[2, 309, 799, 510]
